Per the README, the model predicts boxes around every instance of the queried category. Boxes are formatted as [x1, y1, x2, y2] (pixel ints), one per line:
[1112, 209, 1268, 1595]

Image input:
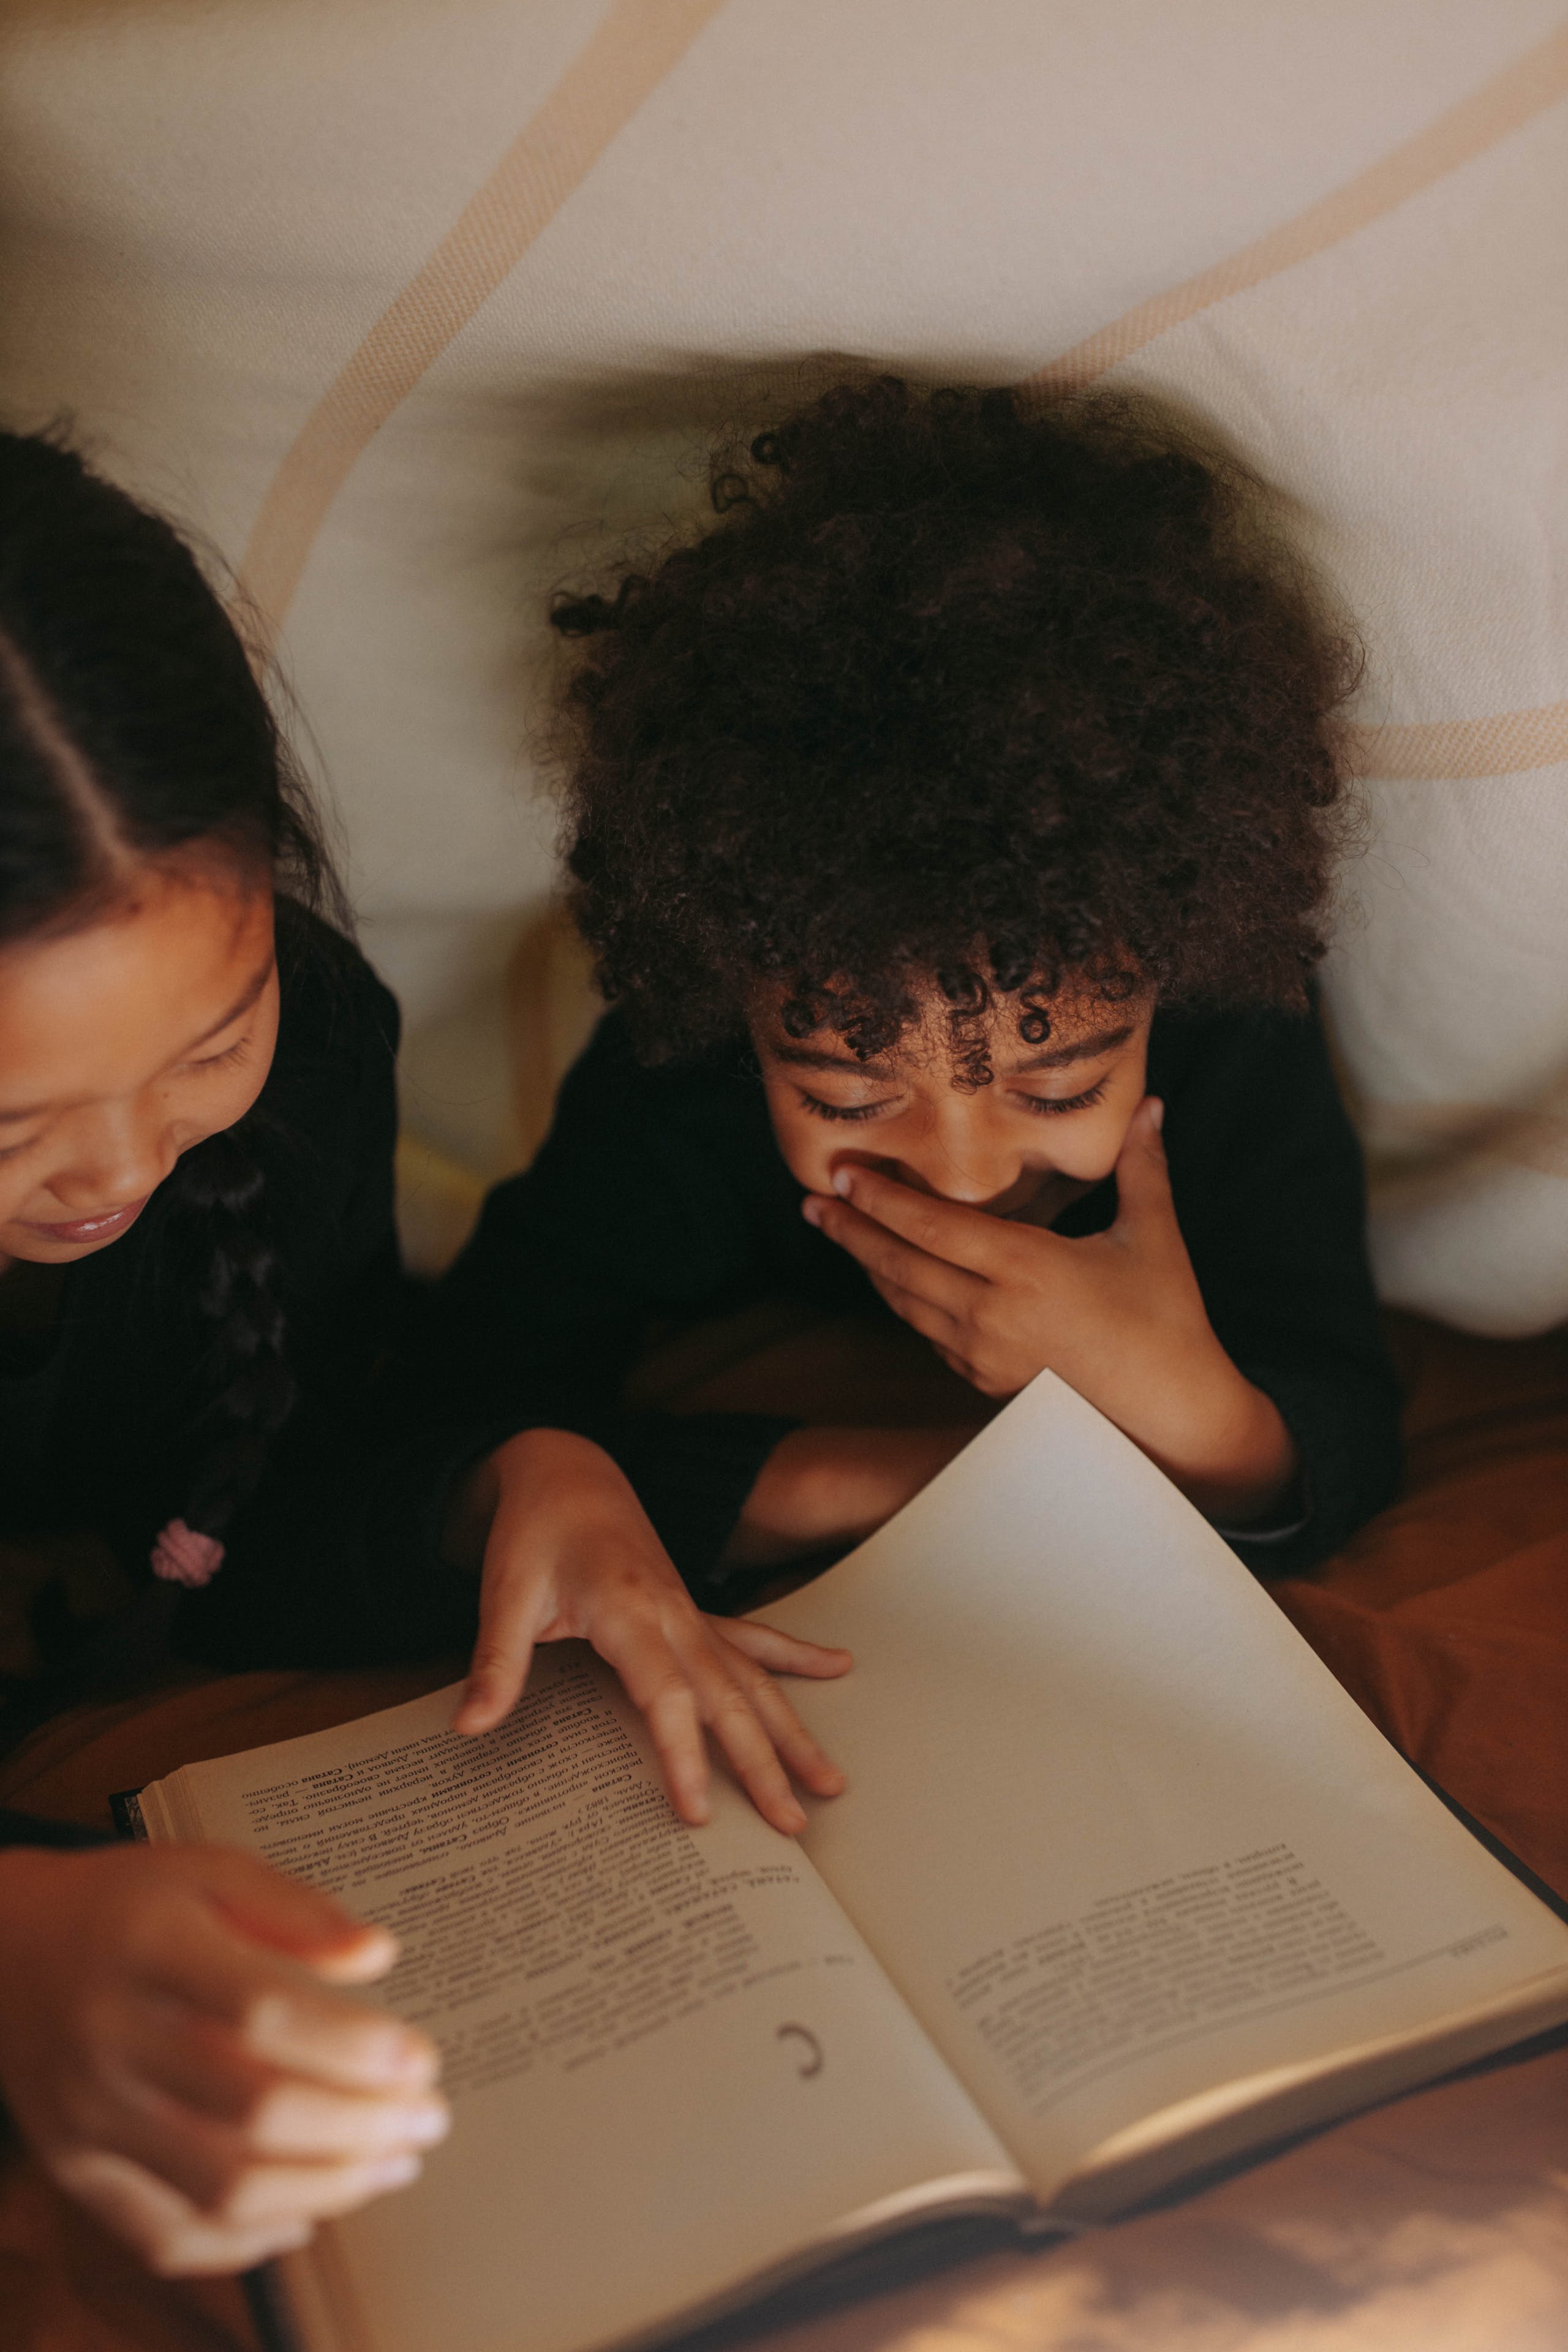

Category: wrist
[444, 1427, 627, 1572]
[1140, 1354, 1298, 1523]
[728, 1426, 974, 1570]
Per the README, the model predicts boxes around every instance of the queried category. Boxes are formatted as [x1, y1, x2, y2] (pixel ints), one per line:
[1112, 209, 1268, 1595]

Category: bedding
[2, 1, 1565, 1322]
[0, 1312, 1562, 2351]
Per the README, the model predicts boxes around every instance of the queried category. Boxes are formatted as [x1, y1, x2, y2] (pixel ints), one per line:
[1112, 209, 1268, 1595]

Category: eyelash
[1019, 1079, 1109, 1118]
[799, 1094, 888, 1124]
[0, 1038, 254, 1166]
[799, 1077, 1110, 1124]
[189, 1037, 252, 1075]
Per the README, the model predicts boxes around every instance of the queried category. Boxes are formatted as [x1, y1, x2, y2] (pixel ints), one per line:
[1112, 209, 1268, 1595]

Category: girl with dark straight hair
[0, 430, 844, 2274]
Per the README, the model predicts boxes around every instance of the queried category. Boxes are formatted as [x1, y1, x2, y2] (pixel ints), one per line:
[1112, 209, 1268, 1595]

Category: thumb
[452, 1521, 546, 1736]
[198, 1849, 398, 1981]
[1112, 1096, 1176, 1234]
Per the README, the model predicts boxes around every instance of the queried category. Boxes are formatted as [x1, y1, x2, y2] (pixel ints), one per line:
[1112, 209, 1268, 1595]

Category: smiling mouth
[23, 1197, 151, 1245]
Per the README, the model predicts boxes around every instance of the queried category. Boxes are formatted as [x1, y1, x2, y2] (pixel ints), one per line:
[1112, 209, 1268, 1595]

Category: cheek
[1041, 1090, 1144, 1180]
[148, 986, 281, 1163]
[763, 1090, 839, 1191]
[1063, 1055, 1152, 1178]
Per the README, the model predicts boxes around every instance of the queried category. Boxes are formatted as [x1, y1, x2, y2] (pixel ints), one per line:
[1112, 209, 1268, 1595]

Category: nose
[47, 1106, 178, 1215]
[871, 1121, 1025, 1209]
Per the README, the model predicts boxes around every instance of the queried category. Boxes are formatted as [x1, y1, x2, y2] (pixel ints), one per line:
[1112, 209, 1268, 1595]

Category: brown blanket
[1, 1313, 1564, 2350]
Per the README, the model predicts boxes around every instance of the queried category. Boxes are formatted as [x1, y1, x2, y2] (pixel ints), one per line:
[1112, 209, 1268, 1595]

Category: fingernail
[1148, 1098, 1164, 1132]
[780, 1805, 808, 1835]
[801, 1197, 823, 1227]
[402, 2103, 451, 2146]
[372, 2032, 435, 2087]
[831, 1168, 854, 1197]
[371, 2154, 422, 2191]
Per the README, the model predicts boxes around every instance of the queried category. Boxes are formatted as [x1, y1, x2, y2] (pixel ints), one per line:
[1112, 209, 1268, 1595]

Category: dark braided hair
[551, 377, 1360, 1082]
[0, 425, 347, 1542]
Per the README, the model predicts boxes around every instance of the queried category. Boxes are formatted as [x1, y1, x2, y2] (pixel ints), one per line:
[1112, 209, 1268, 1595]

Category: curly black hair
[551, 376, 1359, 1082]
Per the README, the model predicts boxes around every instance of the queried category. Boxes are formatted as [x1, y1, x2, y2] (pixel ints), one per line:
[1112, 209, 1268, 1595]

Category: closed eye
[186, 1035, 254, 1075]
[797, 1090, 900, 1125]
[1015, 1079, 1109, 1118]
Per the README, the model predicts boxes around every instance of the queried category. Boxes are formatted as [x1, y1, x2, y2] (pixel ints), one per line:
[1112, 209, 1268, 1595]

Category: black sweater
[0, 914, 486, 1721]
[432, 1003, 1401, 1588]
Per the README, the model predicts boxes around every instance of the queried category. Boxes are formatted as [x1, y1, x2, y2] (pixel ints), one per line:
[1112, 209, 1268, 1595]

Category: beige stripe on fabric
[241, 0, 728, 633]
[1027, 20, 1568, 394]
[1346, 702, 1568, 780]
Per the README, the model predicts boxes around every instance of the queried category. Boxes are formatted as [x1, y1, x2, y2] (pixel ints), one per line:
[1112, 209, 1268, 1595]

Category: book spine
[108, 1788, 148, 1842]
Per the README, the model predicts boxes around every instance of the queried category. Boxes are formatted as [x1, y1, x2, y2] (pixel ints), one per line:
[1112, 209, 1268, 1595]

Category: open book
[134, 1374, 1568, 2352]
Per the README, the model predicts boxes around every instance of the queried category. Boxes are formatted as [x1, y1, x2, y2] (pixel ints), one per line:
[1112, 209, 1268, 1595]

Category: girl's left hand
[446, 1429, 850, 1836]
[802, 1096, 1298, 1523]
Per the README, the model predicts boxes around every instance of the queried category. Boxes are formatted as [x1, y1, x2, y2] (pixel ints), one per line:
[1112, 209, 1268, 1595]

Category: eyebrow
[765, 1020, 1136, 1084]
[766, 1045, 898, 1080]
[1001, 1023, 1136, 1075]
[0, 957, 276, 1125]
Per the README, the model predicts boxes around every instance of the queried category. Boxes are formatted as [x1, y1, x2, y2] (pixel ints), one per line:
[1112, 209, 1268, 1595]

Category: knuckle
[707, 1684, 760, 1726]
[468, 1638, 515, 1675]
[968, 1295, 999, 1341]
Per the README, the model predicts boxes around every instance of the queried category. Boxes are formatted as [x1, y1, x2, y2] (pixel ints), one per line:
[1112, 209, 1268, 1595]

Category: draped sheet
[1, 1, 1565, 1316]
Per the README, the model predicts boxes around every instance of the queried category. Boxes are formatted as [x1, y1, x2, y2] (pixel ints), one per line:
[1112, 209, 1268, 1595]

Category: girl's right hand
[449, 1428, 851, 1835]
[0, 1842, 448, 2275]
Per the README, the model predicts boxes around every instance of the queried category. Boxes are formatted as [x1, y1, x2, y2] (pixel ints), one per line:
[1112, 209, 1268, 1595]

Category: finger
[200, 2150, 425, 2233]
[586, 1599, 716, 1824]
[157, 1919, 437, 2092]
[716, 1618, 852, 1679]
[859, 1264, 968, 1352]
[240, 1981, 439, 2097]
[454, 1529, 553, 1733]
[194, 1849, 398, 1978]
[124, 2007, 451, 2158]
[245, 2079, 450, 2162]
[1110, 1095, 1177, 1233]
[823, 1164, 1015, 1277]
[712, 1643, 847, 1799]
[452, 1634, 535, 1736]
[690, 1667, 810, 1835]
[634, 1673, 714, 1827]
[51, 2150, 315, 2277]
[806, 1195, 979, 1319]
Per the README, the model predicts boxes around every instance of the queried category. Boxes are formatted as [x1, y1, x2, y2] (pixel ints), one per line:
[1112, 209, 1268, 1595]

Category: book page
[156, 1646, 1022, 2352]
[764, 1374, 1568, 2204]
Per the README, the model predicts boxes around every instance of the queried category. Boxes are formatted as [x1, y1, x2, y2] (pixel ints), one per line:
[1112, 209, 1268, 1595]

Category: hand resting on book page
[445, 1427, 851, 1834]
[0, 1843, 448, 2275]
[803, 1096, 1298, 1524]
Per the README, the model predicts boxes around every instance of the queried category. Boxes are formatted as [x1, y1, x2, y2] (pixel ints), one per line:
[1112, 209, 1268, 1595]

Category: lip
[22, 1196, 151, 1246]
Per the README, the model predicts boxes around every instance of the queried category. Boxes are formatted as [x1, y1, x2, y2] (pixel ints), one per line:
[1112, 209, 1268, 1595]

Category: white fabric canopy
[2, 0, 1564, 1316]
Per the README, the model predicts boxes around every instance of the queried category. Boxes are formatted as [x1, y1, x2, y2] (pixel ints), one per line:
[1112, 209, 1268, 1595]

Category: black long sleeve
[432, 1001, 1401, 1586]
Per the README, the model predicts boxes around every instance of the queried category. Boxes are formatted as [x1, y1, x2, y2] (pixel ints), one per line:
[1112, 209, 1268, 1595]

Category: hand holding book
[132, 1374, 1568, 2352]
[0, 1842, 448, 2275]
[444, 1427, 851, 1833]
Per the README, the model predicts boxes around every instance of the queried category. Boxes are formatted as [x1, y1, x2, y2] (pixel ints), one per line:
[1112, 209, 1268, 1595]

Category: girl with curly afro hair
[434, 377, 1400, 1605]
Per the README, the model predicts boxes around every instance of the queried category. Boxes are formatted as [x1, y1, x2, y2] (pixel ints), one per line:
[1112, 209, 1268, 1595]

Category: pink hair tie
[150, 1520, 225, 1588]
